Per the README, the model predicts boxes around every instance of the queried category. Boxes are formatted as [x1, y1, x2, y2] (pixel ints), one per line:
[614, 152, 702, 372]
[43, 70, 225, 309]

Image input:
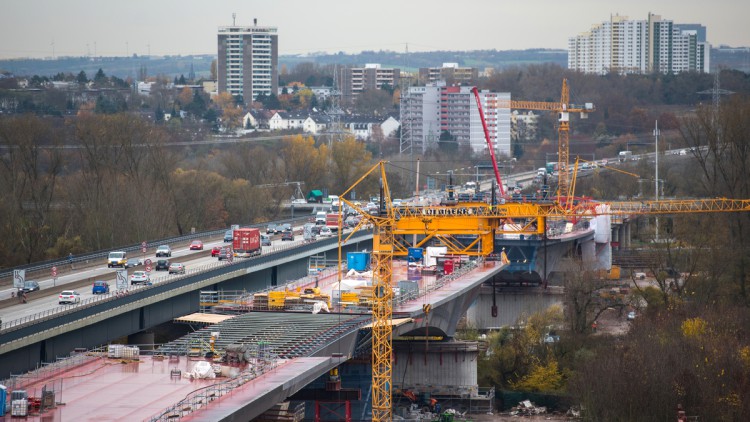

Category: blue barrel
[347, 252, 370, 271]
[408, 247, 424, 262]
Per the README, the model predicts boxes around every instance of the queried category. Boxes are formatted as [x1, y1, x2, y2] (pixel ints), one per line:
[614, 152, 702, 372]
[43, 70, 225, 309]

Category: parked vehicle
[155, 245, 172, 257]
[130, 271, 151, 285]
[155, 259, 170, 271]
[232, 228, 261, 258]
[59, 290, 81, 304]
[281, 231, 295, 241]
[20, 280, 40, 293]
[92, 281, 110, 294]
[211, 246, 222, 257]
[189, 240, 203, 250]
[107, 251, 127, 268]
[224, 230, 234, 242]
[326, 212, 342, 233]
[168, 263, 186, 275]
[627, 311, 637, 320]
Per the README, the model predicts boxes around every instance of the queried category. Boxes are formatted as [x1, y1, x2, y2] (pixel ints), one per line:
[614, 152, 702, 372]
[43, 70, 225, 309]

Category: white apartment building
[569, 13, 710, 74]
[400, 82, 511, 156]
[217, 20, 278, 104]
[338, 64, 400, 103]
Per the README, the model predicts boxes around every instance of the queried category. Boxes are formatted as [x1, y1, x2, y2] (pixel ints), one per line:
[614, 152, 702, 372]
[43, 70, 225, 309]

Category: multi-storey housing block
[569, 13, 709, 75]
[217, 19, 278, 104]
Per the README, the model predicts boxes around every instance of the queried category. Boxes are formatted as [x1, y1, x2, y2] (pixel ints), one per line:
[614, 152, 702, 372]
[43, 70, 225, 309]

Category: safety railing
[146, 348, 282, 422]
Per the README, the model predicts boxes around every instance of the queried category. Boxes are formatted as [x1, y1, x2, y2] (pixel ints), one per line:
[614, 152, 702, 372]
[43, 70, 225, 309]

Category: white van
[618, 151, 633, 162]
[537, 168, 547, 176]
[315, 211, 327, 225]
[107, 251, 127, 268]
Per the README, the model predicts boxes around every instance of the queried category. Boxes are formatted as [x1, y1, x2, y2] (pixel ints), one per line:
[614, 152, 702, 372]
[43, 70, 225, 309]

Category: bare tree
[0, 115, 63, 263]
[680, 96, 750, 303]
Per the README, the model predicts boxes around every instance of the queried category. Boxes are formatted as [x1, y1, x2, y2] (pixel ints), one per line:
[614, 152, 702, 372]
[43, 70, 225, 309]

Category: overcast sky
[2, 0, 748, 59]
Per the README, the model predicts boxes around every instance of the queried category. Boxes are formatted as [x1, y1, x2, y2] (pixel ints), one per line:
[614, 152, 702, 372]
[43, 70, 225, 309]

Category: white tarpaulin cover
[188, 361, 216, 379]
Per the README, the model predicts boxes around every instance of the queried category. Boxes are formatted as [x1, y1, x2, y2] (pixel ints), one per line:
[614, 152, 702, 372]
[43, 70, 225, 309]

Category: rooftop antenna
[232, 13, 236, 26]
[254, 18, 257, 26]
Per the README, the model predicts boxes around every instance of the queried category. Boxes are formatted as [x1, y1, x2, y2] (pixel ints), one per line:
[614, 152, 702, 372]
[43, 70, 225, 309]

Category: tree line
[0, 113, 375, 267]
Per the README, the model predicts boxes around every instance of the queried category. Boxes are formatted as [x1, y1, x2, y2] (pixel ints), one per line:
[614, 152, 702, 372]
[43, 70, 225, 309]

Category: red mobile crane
[470, 87, 506, 197]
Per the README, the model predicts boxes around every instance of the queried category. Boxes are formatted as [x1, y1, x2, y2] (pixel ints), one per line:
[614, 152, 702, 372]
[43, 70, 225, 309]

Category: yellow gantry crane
[338, 161, 750, 421]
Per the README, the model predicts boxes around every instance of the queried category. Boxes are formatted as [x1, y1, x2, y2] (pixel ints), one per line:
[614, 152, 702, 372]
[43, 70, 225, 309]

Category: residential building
[217, 19, 278, 104]
[264, 110, 398, 140]
[269, 111, 307, 131]
[511, 110, 538, 142]
[400, 82, 511, 156]
[338, 64, 400, 103]
[568, 13, 710, 74]
[418, 63, 478, 84]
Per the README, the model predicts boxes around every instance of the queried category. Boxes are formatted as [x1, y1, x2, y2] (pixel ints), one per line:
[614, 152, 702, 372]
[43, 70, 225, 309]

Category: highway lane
[0, 226, 319, 326]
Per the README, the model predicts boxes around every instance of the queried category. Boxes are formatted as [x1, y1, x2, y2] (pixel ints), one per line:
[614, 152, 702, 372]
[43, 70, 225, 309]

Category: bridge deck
[7, 261, 506, 421]
[10, 354, 343, 422]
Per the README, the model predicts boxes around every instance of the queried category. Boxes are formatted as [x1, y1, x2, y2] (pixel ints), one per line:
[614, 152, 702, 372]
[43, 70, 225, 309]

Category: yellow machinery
[338, 161, 750, 421]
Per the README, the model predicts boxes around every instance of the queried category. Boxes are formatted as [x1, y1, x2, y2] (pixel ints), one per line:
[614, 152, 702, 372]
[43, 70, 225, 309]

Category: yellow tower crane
[485, 79, 594, 198]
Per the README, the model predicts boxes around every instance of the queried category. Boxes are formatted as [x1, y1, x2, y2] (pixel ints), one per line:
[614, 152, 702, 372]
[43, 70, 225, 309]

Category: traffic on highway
[0, 221, 355, 330]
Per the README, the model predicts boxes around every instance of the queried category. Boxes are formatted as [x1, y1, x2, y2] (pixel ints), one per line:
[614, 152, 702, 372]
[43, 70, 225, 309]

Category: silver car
[155, 245, 172, 257]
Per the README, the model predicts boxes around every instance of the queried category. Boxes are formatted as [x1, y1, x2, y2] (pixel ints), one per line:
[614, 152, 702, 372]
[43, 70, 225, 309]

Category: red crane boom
[470, 87, 506, 197]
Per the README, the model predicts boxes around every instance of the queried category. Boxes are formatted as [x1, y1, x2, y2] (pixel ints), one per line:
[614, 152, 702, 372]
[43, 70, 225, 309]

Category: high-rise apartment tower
[217, 18, 278, 104]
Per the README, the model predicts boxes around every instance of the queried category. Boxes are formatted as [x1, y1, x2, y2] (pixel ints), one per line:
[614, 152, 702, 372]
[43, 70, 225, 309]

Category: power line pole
[654, 120, 660, 242]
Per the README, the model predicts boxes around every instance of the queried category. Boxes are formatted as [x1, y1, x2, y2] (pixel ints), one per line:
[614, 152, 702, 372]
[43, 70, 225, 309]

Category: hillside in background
[0, 47, 747, 81]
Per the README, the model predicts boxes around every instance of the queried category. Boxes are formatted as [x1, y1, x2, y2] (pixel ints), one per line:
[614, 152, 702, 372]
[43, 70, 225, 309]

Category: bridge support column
[624, 222, 631, 248]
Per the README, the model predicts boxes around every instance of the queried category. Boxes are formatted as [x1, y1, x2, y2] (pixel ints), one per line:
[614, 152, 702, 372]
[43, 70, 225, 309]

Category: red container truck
[326, 213, 342, 233]
[232, 228, 261, 258]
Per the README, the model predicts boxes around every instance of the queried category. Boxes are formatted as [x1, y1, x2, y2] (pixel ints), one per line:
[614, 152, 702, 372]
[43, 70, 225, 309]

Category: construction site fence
[0, 348, 97, 392]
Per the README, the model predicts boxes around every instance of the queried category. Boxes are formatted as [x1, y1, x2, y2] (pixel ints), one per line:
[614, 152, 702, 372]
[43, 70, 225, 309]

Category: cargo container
[233, 228, 261, 258]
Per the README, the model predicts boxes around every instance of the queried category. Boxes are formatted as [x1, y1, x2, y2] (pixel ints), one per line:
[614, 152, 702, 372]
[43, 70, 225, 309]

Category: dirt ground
[592, 306, 632, 336]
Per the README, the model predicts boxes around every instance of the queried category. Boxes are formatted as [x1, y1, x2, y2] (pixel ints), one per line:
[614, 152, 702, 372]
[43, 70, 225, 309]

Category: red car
[211, 246, 221, 257]
[189, 240, 203, 250]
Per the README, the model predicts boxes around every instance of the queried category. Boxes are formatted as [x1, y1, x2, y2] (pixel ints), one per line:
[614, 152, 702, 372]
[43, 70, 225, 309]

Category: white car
[130, 271, 151, 285]
[319, 226, 333, 237]
[627, 311, 637, 321]
[59, 290, 81, 304]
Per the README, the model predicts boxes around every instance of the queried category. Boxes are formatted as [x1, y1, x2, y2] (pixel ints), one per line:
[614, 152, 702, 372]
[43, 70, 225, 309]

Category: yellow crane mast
[339, 162, 394, 421]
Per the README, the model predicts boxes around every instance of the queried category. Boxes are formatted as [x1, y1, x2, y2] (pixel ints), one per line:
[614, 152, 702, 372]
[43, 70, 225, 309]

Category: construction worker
[592, 321, 598, 333]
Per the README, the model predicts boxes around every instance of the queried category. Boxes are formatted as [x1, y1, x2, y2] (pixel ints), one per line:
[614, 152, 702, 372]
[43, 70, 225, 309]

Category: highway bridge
[0, 182, 638, 419]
